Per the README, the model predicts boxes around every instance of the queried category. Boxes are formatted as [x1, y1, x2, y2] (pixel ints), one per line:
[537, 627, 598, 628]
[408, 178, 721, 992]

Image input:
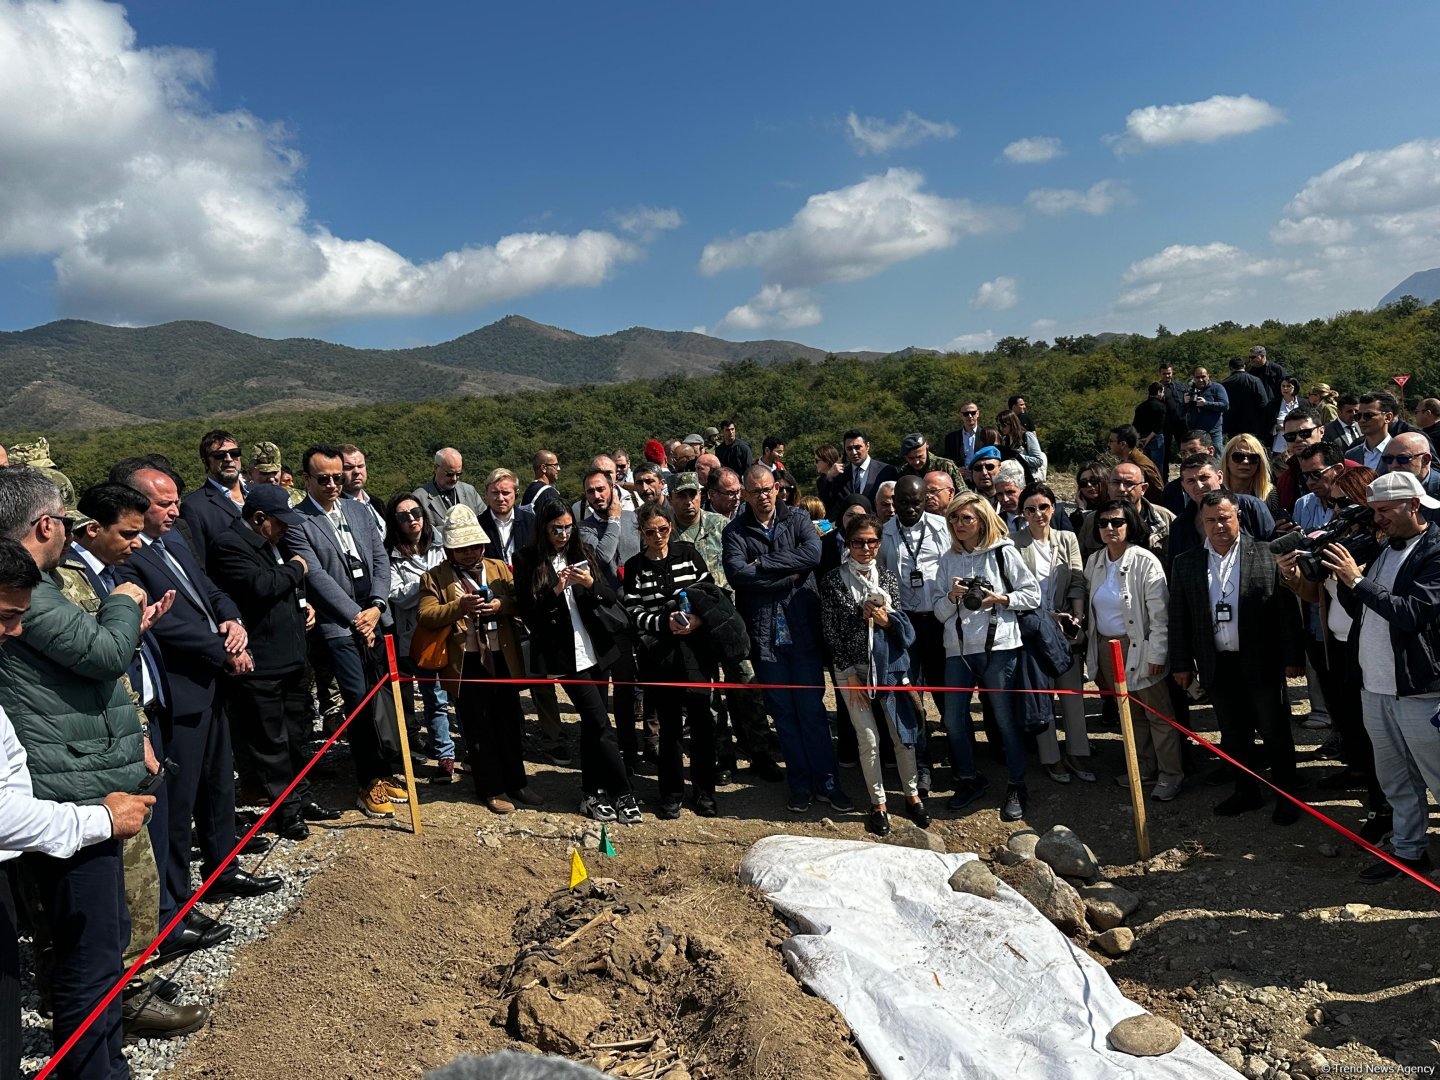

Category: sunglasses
[1380, 453, 1423, 466]
[396, 508, 424, 522]
[1078, 476, 1102, 487]
[549, 524, 574, 535]
[208, 448, 243, 461]
[846, 538, 881, 548]
[310, 473, 344, 486]
[1300, 466, 1336, 482]
[31, 512, 73, 535]
[961, 410, 979, 417]
[1098, 518, 1127, 529]
[1356, 411, 1386, 422]
[641, 526, 671, 537]
[1230, 452, 1262, 464]
[1281, 428, 1317, 442]
[440, 470, 463, 479]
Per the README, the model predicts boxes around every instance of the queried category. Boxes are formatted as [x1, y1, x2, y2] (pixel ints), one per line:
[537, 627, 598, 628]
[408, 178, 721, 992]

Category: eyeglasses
[745, 486, 776, 497]
[1022, 505, 1051, 515]
[1078, 476, 1102, 488]
[1098, 518, 1127, 529]
[641, 525, 671, 538]
[1381, 453, 1423, 466]
[30, 513, 73, 535]
[1281, 428, 1317, 443]
[310, 473, 344, 486]
[396, 508, 424, 522]
[1112, 478, 1142, 488]
[1300, 466, 1337, 481]
[440, 470, 463, 478]
[549, 524, 574, 535]
[1230, 452, 1263, 464]
[1356, 411, 1386, 422]
[208, 448, 242, 461]
[846, 538, 881, 549]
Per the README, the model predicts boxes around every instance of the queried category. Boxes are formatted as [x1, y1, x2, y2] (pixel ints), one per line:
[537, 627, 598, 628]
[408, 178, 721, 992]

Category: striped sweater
[621, 540, 713, 636]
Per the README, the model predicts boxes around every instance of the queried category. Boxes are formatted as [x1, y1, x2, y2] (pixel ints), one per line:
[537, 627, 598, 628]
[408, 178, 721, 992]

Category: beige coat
[416, 557, 525, 702]
[1083, 544, 1169, 690]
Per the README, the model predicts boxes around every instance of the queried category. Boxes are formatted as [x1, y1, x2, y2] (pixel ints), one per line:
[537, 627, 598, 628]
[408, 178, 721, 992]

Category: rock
[1094, 927, 1135, 956]
[509, 986, 607, 1054]
[994, 858, 1087, 934]
[1085, 899, 1127, 932]
[1007, 829, 1040, 858]
[1219, 1047, 1246, 1070]
[1316, 843, 1340, 858]
[885, 821, 946, 852]
[1340, 903, 1370, 920]
[1242, 1053, 1267, 1079]
[1034, 825, 1099, 879]
[581, 831, 601, 851]
[1079, 881, 1141, 919]
[1107, 1013, 1182, 1057]
[948, 861, 998, 899]
[1305, 1005, 1325, 1025]
[1293, 1050, 1328, 1078]
[994, 847, 1025, 866]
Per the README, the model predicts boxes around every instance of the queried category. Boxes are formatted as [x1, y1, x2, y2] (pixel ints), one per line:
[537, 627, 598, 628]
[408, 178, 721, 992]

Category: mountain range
[1377, 267, 1440, 309]
[0, 316, 899, 433]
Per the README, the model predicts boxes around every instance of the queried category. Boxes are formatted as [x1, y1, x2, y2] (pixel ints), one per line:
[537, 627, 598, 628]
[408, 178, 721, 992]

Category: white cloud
[971, 275, 1018, 311]
[944, 330, 995, 353]
[1284, 139, 1440, 219]
[1003, 137, 1063, 164]
[1030, 318, 1057, 334]
[1116, 94, 1284, 151]
[1025, 180, 1131, 216]
[1112, 241, 1289, 315]
[699, 168, 1012, 287]
[845, 111, 958, 156]
[714, 284, 822, 336]
[613, 206, 683, 240]
[0, 0, 641, 331]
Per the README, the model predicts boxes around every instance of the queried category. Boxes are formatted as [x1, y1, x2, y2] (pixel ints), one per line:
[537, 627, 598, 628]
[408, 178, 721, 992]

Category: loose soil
[167, 686, 1440, 1080]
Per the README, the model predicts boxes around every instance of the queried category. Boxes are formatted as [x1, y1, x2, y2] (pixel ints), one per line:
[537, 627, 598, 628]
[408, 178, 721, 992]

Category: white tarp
[738, 835, 1239, 1080]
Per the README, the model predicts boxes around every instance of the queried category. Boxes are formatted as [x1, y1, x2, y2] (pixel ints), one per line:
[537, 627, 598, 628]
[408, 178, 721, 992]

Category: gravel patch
[20, 826, 343, 1079]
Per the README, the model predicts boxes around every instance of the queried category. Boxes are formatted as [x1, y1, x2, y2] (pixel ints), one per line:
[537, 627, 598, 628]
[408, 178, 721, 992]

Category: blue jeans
[399, 657, 454, 760]
[1143, 436, 1166, 479]
[942, 649, 1026, 786]
[753, 646, 841, 798]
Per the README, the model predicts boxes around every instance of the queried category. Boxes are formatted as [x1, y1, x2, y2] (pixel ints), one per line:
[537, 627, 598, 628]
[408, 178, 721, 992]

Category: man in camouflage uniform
[8, 437, 76, 509]
[896, 432, 965, 491]
[668, 473, 782, 783]
[249, 441, 306, 506]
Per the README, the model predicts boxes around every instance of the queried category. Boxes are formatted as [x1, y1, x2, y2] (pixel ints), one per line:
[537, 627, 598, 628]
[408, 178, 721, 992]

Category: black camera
[954, 576, 993, 611]
[1270, 503, 1381, 583]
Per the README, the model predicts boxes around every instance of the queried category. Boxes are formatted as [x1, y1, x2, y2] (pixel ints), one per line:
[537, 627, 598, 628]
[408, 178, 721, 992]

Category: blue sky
[2, 0, 1438, 352]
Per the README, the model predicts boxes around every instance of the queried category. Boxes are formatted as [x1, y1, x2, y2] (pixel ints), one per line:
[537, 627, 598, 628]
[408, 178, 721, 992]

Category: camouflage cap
[250, 441, 282, 474]
[8, 437, 55, 468]
[670, 471, 702, 493]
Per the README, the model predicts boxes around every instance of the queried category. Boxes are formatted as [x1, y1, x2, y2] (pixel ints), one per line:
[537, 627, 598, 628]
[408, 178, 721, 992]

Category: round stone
[1108, 1013, 1183, 1057]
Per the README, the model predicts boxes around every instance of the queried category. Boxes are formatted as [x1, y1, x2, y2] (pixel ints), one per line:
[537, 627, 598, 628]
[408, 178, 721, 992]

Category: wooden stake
[1110, 638, 1150, 860]
[384, 633, 423, 835]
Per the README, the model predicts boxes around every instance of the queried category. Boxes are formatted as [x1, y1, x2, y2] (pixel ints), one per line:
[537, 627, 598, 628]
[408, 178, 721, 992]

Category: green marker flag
[599, 823, 616, 858]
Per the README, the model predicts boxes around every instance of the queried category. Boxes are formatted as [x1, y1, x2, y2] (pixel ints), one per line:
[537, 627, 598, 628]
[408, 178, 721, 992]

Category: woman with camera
[1083, 499, 1182, 800]
[1011, 483, 1093, 783]
[514, 499, 640, 824]
[622, 503, 719, 819]
[933, 492, 1041, 822]
[385, 493, 455, 780]
[820, 513, 929, 836]
[416, 505, 540, 814]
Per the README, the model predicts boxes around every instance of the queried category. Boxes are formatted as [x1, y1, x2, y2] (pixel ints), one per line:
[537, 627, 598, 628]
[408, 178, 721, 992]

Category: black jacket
[683, 582, 750, 664]
[206, 519, 308, 677]
[1222, 371, 1271, 441]
[512, 547, 621, 676]
[1338, 524, 1440, 697]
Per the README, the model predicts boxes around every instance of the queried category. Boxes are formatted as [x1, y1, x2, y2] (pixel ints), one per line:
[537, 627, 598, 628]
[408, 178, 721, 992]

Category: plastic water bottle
[675, 590, 692, 629]
[774, 600, 793, 646]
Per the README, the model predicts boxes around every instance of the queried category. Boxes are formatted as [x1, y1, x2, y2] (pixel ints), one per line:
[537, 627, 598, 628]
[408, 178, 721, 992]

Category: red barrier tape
[36, 675, 393, 1079]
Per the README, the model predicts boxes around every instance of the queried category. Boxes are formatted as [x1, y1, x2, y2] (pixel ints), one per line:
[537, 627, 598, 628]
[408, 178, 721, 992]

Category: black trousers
[1, 869, 18, 1080]
[1207, 654, 1296, 793]
[162, 704, 236, 914]
[22, 841, 128, 1080]
[572, 665, 630, 796]
[227, 669, 313, 822]
[650, 682, 716, 799]
[458, 652, 528, 798]
[327, 632, 401, 786]
[713, 657, 778, 768]
[609, 637, 642, 763]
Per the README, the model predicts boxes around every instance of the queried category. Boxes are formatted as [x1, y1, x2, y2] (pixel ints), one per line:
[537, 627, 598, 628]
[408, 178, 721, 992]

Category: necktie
[157, 544, 219, 633]
[99, 567, 117, 592]
[853, 465, 864, 494]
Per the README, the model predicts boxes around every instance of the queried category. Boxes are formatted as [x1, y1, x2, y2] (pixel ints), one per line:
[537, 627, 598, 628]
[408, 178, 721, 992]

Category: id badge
[909, 569, 924, 589]
[1215, 601, 1232, 623]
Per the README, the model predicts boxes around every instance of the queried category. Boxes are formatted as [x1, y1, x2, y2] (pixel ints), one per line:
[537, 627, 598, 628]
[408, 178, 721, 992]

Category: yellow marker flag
[569, 849, 589, 890]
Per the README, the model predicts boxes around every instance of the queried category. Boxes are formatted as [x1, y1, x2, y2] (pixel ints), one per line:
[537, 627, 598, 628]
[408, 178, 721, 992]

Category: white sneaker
[579, 793, 617, 822]
[614, 793, 643, 825]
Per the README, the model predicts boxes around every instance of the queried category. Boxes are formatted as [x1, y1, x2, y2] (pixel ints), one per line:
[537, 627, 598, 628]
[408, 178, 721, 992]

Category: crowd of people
[2, 347, 1439, 1077]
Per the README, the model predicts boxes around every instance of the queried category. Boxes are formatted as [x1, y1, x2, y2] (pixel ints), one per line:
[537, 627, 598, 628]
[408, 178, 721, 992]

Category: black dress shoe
[300, 801, 343, 821]
[273, 817, 310, 841]
[157, 920, 232, 961]
[207, 868, 283, 900]
[905, 799, 930, 829]
[747, 758, 784, 782]
[239, 834, 272, 857]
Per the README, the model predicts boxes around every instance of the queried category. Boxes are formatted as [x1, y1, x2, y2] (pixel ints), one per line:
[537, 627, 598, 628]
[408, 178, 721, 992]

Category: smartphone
[674, 611, 691, 628]
[569, 561, 589, 573]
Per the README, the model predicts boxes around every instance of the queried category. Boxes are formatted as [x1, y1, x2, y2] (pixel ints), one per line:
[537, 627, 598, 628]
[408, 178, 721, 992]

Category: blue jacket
[1339, 523, 1440, 697]
[722, 503, 822, 663]
[1184, 381, 1229, 435]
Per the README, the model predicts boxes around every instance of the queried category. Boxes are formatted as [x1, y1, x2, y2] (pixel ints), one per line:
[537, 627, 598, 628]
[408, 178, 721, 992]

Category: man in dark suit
[283, 444, 402, 818]
[1221, 356, 1271, 442]
[179, 429, 248, 570]
[118, 465, 283, 944]
[1344, 390, 1423, 472]
[207, 486, 341, 840]
[477, 467, 535, 566]
[1323, 394, 1361, 452]
[840, 428, 898, 505]
[1170, 490, 1305, 824]
[1246, 345, 1288, 435]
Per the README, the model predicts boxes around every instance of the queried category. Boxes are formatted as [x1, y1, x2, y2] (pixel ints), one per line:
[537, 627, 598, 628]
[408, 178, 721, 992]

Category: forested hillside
[25, 298, 1440, 503]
